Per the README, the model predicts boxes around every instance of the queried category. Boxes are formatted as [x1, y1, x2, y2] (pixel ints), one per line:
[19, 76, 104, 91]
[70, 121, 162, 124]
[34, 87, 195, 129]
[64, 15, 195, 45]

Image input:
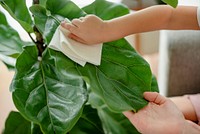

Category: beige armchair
[158, 30, 200, 97]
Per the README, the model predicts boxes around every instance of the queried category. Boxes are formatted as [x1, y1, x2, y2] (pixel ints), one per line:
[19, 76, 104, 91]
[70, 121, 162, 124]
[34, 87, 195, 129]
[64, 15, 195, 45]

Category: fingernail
[61, 21, 65, 26]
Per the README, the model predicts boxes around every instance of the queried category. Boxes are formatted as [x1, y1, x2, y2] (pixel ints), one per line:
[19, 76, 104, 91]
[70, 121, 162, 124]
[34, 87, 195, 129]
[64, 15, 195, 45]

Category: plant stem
[32, 0, 46, 57]
[33, 26, 46, 57]
[33, 0, 39, 4]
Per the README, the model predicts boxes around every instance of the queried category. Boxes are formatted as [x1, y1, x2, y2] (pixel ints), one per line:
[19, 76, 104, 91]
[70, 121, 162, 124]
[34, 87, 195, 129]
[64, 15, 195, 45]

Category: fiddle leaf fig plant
[0, 0, 176, 133]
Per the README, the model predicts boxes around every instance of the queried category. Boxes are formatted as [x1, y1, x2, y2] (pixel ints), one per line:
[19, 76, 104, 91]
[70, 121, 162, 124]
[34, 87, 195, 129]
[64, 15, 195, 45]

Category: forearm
[167, 6, 199, 30]
[106, 5, 172, 37]
[104, 5, 199, 42]
[170, 96, 197, 122]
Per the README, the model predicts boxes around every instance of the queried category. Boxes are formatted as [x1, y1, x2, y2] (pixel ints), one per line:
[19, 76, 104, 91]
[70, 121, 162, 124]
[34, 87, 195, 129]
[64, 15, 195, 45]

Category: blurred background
[0, 0, 199, 131]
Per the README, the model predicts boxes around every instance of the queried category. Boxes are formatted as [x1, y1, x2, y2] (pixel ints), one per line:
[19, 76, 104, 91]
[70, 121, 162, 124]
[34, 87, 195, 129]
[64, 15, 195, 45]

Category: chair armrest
[158, 30, 200, 97]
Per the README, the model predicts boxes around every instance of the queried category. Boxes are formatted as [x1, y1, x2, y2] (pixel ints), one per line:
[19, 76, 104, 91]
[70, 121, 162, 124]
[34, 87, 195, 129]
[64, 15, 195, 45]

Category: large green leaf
[70, 105, 104, 134]
[77, 39, 152, 112]
[82, 0, 129, 20]
[99, 107, 140, 134]
[0, 0, 33, 32]
[82, 1, 152, 112]
[0, 11, 8, 25]
[0, 11, 33, 68]
[3, 111, 32, 134]
[89, 93, 140, 134]
[46, 0, 86, 20]
[30, 0, 86, 44]
[31, 123, 43, 134]
[3, 111, 43, 134]
[161, 0, 178, 8]
[151, 75, 159, 93]
[29, 5, 57, 44]
[49, 38, 152, 113]
[0, 54, 15, 69]
[11, 46, 88, 134]
[0, 25, 23, 56]
[0, 23, 33, 68]
[98, 106, 140, 134]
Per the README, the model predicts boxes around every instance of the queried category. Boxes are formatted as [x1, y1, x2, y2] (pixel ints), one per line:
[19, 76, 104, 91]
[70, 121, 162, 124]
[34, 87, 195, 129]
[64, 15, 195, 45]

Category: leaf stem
[28, 33, 36, 43]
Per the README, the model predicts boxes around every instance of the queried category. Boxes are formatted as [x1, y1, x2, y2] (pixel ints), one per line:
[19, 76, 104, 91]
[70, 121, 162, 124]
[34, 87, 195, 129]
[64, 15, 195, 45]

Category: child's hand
[61, 15, 107, 45]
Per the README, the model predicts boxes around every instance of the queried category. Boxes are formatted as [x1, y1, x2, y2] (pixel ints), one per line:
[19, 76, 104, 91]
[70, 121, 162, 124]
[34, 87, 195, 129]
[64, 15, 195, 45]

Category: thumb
[123, 111, 135, 119]
[144, 92, 167, 105]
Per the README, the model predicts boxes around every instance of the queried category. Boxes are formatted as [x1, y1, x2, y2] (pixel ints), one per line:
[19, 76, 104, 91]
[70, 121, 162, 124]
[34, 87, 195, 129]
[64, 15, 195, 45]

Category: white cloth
[49, 25, 102, 66]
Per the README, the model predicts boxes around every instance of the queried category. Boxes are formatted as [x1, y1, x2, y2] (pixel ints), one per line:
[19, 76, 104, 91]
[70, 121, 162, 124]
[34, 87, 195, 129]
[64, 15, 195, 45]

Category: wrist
[101, 20, 113, 42]
[102, 19, 124, 42]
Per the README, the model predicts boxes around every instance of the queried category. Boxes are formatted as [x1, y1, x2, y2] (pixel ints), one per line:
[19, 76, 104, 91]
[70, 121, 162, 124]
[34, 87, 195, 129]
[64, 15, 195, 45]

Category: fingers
[71, 18, 82, 27]
[61, 22, 76, 32]
[144, 92, 167, 105]
[61, 17, 85, 34]
[61, 18, 82, 27]
[61, 17, 88, 44]
[68, 33, 87, 44]
[79, 17, 85, 21]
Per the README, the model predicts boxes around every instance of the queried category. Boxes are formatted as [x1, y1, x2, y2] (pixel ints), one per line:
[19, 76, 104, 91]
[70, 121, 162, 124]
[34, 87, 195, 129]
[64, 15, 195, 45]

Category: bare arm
[61, 5, 199, 44]
[107, 5, 199, 39]
[170, 96, 198, 122]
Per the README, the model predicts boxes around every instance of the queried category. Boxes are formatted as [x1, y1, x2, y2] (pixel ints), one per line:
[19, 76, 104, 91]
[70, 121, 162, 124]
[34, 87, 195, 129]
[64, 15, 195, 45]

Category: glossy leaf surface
[0, 11, 8, 25]
[82, 0, 129, 20]
[0, 0, 33, 32]
[0, 25, 23, 57]
[69, 105, 104, 134]
[0, 11, 32, 68]
[11, 46, 88, 134]
[98, 106, 140, 134]
[30, 0, 86, 44]
[88, 93, 140, 134]
[78, 39, 152, 112]
[83, 1, 152, 112]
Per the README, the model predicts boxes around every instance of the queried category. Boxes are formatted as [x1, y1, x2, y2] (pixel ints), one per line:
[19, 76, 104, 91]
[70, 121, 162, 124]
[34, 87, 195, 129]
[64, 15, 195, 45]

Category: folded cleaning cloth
[49, 22, 103, 66]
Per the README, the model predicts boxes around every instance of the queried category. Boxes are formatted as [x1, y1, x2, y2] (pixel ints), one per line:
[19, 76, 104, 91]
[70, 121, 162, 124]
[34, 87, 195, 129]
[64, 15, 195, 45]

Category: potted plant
[0, 0, 177, 133]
